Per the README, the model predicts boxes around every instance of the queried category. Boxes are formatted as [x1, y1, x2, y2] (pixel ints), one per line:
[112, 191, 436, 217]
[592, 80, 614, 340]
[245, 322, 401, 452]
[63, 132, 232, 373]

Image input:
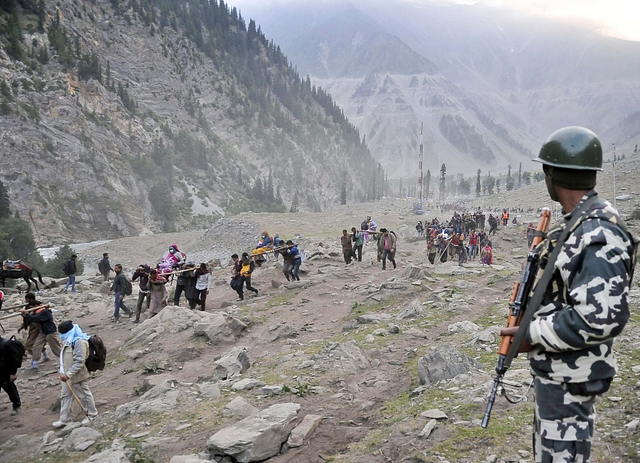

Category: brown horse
[0, 264, 45, 292]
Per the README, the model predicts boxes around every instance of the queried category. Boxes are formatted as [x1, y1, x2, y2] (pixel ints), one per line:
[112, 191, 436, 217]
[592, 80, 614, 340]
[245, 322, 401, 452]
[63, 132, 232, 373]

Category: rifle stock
[482, 208, 551, 428]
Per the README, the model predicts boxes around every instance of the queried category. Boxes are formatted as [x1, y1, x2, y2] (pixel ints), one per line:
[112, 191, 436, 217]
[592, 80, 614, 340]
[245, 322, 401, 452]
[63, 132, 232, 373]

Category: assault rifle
[481, 207, 551, 428]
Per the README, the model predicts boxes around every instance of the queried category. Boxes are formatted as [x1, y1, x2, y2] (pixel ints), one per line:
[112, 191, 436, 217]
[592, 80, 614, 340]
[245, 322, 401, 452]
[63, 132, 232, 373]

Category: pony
[0, 263, 45, 292]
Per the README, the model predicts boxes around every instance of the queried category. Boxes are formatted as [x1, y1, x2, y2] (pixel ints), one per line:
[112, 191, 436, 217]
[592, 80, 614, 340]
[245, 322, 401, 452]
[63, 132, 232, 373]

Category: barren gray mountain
[0, 0, 381, 245]
[240, 0, 640, 178]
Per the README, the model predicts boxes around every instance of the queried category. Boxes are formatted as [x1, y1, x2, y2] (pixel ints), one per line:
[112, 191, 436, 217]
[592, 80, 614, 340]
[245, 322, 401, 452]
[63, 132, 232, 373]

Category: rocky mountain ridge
[241, 0, 640, 177]
[0, 0, 380, 245]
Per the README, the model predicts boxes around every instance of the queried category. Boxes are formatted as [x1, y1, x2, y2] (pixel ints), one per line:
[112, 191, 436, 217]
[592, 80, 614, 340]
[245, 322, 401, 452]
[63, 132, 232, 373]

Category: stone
[62, 427, 102, 450]
[420, 409, 448, 420]
[80, 449, 130, 463]
[231, 378, 266, 391]
[402, 264, 422, 280]
[396, 299, 426, 319]
[170, 455, 212, 463]
[262, 385, 284, 395]
[207, 403, 301, 462]
[223, 397, 259, 418]
[448, 321, 480, 333]
[418, 419, 437, 438]
[417, 346, 482, 385]
[260, 323, 298, 343]
[387, 323, 400, 334]
[213, 347, 251, 380]
[116, 380, 180, 419]
[287, 414, 323, 448]
[357, 313, 392, 324]
[75, 440, 95, 451]
[198, 382, 221, 398]
[194, 314, 247, 345]
[319, 341, 370, 373]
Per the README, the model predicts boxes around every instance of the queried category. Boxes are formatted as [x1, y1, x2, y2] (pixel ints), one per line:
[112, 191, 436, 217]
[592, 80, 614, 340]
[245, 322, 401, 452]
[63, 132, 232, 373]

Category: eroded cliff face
[0, 1, 377, 245]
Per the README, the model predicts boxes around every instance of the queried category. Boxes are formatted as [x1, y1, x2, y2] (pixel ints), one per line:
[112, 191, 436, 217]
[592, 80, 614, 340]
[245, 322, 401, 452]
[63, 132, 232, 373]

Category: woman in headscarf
[158, 244, 186, 274]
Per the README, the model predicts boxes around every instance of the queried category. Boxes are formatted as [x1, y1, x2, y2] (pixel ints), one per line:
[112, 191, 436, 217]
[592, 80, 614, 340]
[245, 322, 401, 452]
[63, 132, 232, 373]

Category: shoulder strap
[504, 195, 599, 369]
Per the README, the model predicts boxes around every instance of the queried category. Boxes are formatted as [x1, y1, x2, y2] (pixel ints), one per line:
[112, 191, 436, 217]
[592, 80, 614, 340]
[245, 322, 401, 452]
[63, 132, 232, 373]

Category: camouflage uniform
[526, 190, 635, 463]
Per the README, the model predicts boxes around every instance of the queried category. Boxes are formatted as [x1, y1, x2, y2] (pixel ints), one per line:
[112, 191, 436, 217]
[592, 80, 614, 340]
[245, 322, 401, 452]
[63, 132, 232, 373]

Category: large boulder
[417, 346, 482, 385]
[116, 380, 180, 419]
[213, 346, 250, 380]
[207, 403, 301, 462]
[319, 341, 369, 373]
[193, 313, 247, 345]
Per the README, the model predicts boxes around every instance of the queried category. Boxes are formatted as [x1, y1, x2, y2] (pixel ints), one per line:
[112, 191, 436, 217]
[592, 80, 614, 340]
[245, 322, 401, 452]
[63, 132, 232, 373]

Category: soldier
[500, 127, 637, 463]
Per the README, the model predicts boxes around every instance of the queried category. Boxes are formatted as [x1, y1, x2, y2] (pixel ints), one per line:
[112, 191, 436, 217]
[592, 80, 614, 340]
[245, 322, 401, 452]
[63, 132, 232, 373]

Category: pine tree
[290, 191, 299, 213]
[340, 171, 347, 205]
[439, 163, 446, 201]
[476, 169, 481, 197]
[0, 180, 11, 219]
[518, 162, 522, 187]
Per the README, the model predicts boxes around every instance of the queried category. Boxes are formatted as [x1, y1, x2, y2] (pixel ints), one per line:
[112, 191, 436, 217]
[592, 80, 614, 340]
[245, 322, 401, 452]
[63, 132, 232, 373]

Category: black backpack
[124, 277, 133, 296]
[62, 259, 73, 276]
[0, 335, 26, 373]
[85, 335, 107, 372]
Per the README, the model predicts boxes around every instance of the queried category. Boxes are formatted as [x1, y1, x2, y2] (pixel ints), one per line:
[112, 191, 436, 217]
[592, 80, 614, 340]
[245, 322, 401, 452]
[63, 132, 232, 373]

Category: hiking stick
[67, 382, 92, 422]
[0, 304, 51, 321]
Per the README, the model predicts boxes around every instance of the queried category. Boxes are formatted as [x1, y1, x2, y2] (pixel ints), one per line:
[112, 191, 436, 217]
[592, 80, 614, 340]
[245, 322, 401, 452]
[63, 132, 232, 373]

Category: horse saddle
[2, 260, 22, 270]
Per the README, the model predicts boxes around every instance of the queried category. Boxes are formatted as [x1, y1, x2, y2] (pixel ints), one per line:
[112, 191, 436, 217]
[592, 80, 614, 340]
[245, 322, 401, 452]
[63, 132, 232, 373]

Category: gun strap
[504, 194, 600, 370]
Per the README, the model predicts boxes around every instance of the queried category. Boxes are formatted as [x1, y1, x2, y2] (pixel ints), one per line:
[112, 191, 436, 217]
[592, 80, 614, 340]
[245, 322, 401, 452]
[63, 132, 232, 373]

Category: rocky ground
[1, 166, 640, 463]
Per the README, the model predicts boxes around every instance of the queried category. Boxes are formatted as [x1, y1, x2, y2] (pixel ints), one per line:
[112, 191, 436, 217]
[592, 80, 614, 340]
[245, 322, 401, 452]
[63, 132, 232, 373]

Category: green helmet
[534, 126, 603, 171]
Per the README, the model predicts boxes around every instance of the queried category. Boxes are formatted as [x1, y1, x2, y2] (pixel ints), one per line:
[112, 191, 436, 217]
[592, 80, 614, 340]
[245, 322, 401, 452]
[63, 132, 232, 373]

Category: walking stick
[67, 382, 92, 422]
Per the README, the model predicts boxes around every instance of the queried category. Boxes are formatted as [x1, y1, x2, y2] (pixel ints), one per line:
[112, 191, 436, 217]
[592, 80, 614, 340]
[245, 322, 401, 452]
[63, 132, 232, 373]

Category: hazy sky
[230, 0, 640, 42]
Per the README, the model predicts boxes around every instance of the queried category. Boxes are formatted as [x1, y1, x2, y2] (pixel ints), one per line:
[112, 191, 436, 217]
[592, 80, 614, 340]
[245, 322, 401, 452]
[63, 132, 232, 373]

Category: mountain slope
[240, 0, 640, 177]
[0, 0, 381, 244]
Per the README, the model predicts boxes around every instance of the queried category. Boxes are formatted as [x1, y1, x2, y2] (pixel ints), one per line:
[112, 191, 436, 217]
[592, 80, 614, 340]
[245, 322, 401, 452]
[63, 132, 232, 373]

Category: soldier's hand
[499, 327, 533, 353]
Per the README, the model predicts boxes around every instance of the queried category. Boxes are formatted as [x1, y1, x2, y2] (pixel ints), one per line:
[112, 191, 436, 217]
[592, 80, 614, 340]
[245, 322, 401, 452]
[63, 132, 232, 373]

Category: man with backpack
[0, 335, 24, 416]
[109, 264, 133, 322]
[62, 254, 78, 293]
[53, 320, 98, 428]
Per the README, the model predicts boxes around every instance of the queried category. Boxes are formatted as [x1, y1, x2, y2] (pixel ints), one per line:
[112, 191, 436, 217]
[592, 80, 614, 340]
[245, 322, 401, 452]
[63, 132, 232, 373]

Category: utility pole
[612, 143, 617, 209]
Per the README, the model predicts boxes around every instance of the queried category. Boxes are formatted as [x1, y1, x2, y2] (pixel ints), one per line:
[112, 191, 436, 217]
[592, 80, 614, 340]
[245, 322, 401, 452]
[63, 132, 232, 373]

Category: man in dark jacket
[19, 293, 50, 364]
[63, 254, 78, 293]
[173, 266, 187, 306]
[109, 264, 132, 322]
[98, 253, 113, 281]
[182, 262, 200, 310]
[0, 336, 22, 415]
[20, 301, 62, 371]
[132, 264, 150, 323]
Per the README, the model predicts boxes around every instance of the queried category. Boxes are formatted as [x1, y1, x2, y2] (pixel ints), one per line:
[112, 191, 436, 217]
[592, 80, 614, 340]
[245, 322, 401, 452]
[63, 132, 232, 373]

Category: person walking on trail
[281, 245, 295, 281]
[468, 230, 479, 260]
[52, 320, 98, 428]
[239, 252, 259, 299]
[109, 264, 132, 322]
[147, 269, 168, 318]
[230, 254, 244, 300]
[20, 299, 62, 371]
[62, 254, 78, 293]
[341, 229, 353, 265]
[288, 241, 302, 281]
[378, 228, 397, 270]
[499, 126, 637, 463]
[194, 263, 211, 311]
[97, 253, 113, 282]
[132, 265, 151, 323]
[351, 227, 364, 262]
[19, 293, 51, 364]
[0, 335, 23, 416]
